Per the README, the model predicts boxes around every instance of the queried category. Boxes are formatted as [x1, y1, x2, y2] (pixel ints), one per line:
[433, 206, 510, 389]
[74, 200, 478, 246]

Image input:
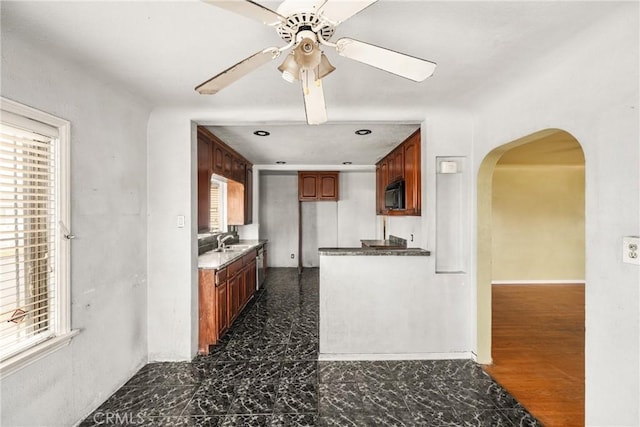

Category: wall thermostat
[439, 160, 458, 174]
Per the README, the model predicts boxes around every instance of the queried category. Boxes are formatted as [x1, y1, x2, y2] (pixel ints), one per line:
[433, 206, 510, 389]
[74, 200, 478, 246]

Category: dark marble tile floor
[81, 268, 542, 427]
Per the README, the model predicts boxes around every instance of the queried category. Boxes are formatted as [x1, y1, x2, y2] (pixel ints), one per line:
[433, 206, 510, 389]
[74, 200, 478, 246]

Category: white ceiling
[1, 1, 626, 164]
[208, 122, 419, 165]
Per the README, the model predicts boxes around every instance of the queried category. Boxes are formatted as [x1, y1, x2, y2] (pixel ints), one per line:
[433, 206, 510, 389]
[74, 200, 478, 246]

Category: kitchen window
[0, 98, 74, 378]
[209, 176, 227, 233]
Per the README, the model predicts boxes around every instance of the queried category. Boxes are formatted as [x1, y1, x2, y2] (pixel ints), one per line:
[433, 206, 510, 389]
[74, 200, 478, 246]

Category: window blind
[0, 118, 58, 361]
[210, 181, 221, 232]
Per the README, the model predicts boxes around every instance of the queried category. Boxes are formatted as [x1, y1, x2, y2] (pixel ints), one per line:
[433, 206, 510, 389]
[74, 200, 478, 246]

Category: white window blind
[0, 112, 59, 361]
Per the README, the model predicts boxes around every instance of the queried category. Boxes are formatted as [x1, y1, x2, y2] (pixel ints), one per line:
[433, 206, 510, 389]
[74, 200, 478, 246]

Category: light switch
[177, 215, 185, 228]
[622, 236, 639, 265]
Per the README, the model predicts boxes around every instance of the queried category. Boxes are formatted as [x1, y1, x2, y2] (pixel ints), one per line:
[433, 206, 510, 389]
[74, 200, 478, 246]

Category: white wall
[259, 173, 299, 267]
[147, 113, 198, 361]
[0, 33, 150, 426]
[302, 202, 338, 267]
[337, 171, 377, 247]
[472, 6, 639, 425]
[260, 171, 377, 267]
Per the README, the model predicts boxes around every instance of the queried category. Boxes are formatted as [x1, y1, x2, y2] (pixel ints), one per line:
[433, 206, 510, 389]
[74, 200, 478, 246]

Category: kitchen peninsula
[319, 244, 443, 360]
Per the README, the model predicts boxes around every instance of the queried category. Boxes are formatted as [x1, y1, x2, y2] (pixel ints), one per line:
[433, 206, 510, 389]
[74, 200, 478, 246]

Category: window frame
[0, 97, 77, 379]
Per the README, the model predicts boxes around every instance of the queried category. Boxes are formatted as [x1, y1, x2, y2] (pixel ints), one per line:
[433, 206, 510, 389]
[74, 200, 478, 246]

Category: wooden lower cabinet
[216, 281, 228, 336]
[198, 247, 260, 355]
[228, 262, 242, 325]
[198, 269, 217, 355]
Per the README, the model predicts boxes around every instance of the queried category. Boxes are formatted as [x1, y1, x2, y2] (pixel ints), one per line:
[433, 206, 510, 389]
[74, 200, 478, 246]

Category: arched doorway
[476, 129, 585, 425]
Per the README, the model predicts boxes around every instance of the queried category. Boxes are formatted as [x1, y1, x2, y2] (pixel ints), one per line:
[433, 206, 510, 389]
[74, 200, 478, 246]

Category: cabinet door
[403, 131, 421, 215]
[378, 160, 389, 215]
[197, 135, 213, 232]
[198, 270, 216, 355]
[376, 164, 384, 215]
[227, 273, 239, 325]
[197, 170, 212, 232]
[299, 173, 318, 200]
[223, 150, 233, 176]
[216, 281, 228, 336]
[393, 148, 404, 182]
[244, 167, 253, 225]
[198, 134, 212, 171]
[233, 158, 245, 183]
[318, 173, 339, 200]
[213, 143, 224, 175]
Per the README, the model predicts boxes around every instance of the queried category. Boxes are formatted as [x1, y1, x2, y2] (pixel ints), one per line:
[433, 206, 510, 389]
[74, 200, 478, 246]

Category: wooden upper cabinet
[197, 126, 254, 231]
[233, 158, 245, 184]
[245, 166, 253, 225]
[319, 173, 338, 200]
[197, 132, 213, 232]
[375, 129, 421, 216]
[223, 151, 233, 177]
[403, 131, 421, 215]
[213, 143, 225, 175]
[298, 171, 339, 201]
[299, 173, 319, 200]
[391, 148, 404, 183]
[198, 133, 212, 172]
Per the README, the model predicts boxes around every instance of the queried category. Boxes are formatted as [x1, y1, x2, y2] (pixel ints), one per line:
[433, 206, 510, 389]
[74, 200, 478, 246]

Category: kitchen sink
[212, 247, 244, 253]
[226, 244, 253, 250]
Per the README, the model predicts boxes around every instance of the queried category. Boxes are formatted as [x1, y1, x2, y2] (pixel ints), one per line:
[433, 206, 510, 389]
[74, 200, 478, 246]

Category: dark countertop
[319, 247, 431, 256]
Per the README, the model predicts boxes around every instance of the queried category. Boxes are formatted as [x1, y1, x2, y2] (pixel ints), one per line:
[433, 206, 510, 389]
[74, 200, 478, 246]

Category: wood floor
[483, 284, 585, 427]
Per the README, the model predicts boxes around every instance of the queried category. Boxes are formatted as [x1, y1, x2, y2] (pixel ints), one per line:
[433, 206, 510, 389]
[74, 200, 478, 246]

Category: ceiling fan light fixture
[294, 38, 322, 70]
[278, 53, 300, 82]
[317, 53, 336, 80]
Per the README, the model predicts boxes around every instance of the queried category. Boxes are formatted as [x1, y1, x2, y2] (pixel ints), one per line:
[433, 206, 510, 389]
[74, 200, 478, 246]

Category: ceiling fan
[195, 0, 437, 125]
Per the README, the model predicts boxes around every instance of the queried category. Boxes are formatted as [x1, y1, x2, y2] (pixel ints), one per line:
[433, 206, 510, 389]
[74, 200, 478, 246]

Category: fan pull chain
[304, 71, 310, 95]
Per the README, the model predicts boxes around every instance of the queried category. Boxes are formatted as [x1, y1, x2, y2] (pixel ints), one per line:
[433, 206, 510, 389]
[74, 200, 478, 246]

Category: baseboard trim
[492, 280, 585, 285]
[317, 351, 474, 361]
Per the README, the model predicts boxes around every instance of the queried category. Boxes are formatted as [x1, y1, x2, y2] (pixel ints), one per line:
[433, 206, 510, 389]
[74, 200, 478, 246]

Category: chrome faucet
[217, 234, 234, 249]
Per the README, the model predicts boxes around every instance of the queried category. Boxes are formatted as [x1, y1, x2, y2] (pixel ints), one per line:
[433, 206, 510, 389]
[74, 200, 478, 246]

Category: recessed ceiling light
[355, 129, 372, 136]
[275, 161, 286, 164]
[343, 161, 353, 165]
[254, 130, 270, 136]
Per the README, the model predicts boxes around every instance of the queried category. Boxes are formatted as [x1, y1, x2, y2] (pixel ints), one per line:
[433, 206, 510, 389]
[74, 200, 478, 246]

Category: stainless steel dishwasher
[256, 246, 265, 290]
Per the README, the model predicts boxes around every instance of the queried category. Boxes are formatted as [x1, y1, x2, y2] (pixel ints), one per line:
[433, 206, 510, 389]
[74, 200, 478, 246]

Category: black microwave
[384, 180, 405, 210]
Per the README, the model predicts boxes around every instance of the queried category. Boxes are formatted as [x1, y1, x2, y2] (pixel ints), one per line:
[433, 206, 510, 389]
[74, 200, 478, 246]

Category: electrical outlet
[622, 236, 640, 265]
[290, 254, 295, 259]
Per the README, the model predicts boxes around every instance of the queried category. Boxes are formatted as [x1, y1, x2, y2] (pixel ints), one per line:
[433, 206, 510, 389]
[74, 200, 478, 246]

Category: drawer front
[215, 268, 227, 285]
[243, 250, 257, 265]
[228, 258, 243, 277]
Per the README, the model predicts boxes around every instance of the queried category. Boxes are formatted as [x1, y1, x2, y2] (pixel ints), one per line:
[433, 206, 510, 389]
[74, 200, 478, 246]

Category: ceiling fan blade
[318, 0, 377, 26]
[202, 0, 285, 26]
[195, 48, 280, 95]
[335, 38, 437, 82]
[301, 70, 327, 125]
